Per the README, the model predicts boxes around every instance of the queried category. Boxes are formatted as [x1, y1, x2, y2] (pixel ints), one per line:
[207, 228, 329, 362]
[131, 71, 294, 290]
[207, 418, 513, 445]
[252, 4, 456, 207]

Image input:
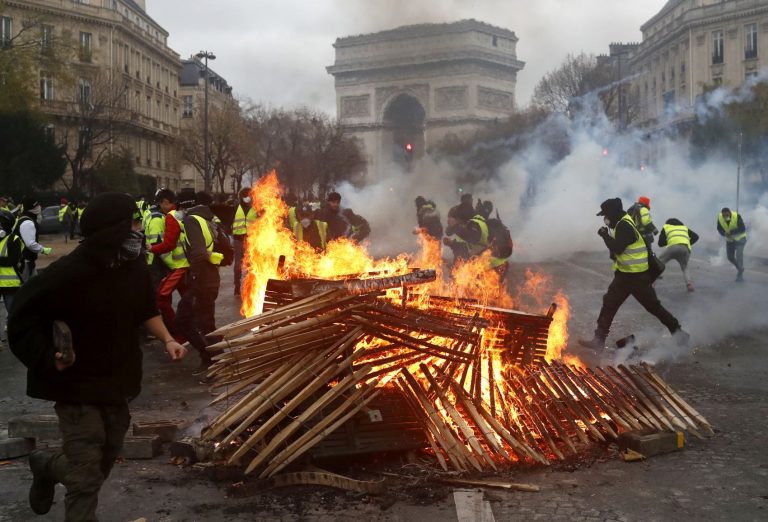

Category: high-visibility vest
[613, 215, 649, 273]
[58, 205, 67, 223]
[718, 211, 747, 242]
[287, 207, 298, 231]
[293, 220, 328, 251]
[468, 215, 490, 256]
[232, 205, 258, 236]
[76, 207, 85, 220]
[144, 210, 165, 265]
[0, 235, 22, 287]
[490, 257, 508, 269]
[663, 224, 691, 251]
[161, 211, 189, 270]
[185, 214, 215, 258]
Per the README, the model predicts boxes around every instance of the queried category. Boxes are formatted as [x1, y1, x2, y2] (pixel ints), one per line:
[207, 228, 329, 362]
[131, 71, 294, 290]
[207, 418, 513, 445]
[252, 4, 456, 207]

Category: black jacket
[316, 206, 349, 242]
[183, 205, 221, 290]
[8, 241, 158, 404]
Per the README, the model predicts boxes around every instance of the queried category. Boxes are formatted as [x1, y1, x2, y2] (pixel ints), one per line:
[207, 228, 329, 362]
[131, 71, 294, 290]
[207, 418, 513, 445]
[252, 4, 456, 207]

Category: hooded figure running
[9, 192, 187, 521]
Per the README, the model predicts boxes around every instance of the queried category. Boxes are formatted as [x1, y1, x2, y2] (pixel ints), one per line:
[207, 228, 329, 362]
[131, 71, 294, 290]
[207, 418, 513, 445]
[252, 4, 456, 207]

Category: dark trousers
[42, 402, 131, 522]
[233, 237, 245, 294]
[174, 276, 219, 363]
[595, 271, 681, 339]
[1, 287, 17, 313]
[726, 239, 746, 273]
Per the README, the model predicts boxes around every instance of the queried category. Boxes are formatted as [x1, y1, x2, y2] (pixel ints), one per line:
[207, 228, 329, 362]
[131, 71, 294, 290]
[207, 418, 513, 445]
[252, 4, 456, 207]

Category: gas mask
[300, 218, 311, 228]
[242, 197, 252, 204]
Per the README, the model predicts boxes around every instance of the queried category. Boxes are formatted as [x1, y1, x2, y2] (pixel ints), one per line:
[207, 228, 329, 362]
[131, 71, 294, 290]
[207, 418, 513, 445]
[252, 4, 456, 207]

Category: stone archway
[382, 93, 426, 168]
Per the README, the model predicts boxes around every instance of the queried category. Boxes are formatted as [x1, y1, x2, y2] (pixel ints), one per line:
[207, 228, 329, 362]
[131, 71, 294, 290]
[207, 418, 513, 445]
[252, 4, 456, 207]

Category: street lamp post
[195, 50, 216, 192]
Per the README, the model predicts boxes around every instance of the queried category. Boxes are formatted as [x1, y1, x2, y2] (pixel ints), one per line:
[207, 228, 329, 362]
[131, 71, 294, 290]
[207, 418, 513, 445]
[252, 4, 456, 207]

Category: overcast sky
[150, 0, 668, 115]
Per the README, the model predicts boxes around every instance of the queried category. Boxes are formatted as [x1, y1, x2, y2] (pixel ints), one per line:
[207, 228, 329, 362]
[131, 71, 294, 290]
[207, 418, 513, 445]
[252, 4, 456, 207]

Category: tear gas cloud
[339, 75, 768, 262]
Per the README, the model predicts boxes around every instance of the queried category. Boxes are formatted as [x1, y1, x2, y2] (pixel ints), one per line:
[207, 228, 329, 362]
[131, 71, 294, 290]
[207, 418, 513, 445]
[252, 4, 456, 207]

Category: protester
[658, 218, 699, 292]
[232, 187, 258, 296]
[316, 191, 349, 241]
[293, 203, 328, 251]
[413, 196, 443, 240]
[342, 208, 370, 243]
[716, 207, 747, 282]
[8, 192, 186, 520]
[13, 196, 52, 281]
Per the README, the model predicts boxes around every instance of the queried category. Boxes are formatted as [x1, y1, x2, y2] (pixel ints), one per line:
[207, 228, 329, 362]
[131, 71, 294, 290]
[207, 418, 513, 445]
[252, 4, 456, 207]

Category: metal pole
[203, 55, 210, 193]
[736, 130, 742, 213]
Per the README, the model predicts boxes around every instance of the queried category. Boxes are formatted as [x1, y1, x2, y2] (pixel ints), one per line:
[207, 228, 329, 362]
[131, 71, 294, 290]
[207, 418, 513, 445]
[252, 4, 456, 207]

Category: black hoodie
[8, 193, 157, 404]
[183, 205, 220, 289]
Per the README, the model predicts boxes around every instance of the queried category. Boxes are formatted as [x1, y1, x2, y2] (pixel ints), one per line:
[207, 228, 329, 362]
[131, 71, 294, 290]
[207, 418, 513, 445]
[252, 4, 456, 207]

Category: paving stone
[121, 435, 161, 460]
[618, 430, 684, 457]
[8, 414, 60, 440]
[0, 429, 35, 459]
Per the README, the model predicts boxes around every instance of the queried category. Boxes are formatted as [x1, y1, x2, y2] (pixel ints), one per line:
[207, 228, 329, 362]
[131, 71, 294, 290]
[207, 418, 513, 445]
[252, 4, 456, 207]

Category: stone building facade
[327, 19, 525, 179]
[178, 57, 234, 192]
[1, 0, 183, 191]
[628, 0, 768, 126]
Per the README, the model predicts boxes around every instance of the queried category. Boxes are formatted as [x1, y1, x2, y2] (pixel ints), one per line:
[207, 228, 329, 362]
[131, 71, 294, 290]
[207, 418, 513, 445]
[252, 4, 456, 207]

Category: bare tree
[59, 71, 133, 195]
[532, 53, 614, 113]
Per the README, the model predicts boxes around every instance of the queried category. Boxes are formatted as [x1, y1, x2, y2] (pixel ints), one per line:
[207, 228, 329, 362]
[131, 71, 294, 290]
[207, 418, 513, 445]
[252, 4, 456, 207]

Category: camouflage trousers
[40, 402, 131, 522]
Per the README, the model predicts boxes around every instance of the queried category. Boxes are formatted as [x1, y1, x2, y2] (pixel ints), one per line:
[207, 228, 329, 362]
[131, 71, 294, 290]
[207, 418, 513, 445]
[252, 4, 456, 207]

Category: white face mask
[300, 218, 311, 228]
[603, 217, 611, 227]
[0, 230, 6, 238]
[242, 197, 252, 204]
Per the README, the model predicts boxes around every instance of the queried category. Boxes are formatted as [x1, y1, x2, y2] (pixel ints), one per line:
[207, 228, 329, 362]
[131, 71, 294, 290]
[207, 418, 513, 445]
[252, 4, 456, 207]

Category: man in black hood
[579, 198, 689, 351]
[9, 192, 187, 520]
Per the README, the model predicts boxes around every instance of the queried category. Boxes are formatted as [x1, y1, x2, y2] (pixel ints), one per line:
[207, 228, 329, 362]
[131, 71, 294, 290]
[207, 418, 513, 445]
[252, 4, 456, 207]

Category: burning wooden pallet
[203, 272, 712, 476]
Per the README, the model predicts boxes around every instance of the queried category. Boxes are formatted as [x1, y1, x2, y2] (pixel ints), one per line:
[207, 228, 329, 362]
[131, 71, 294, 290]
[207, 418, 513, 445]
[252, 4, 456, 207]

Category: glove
[42, 247, 53, 255]
[210, 252, 224, 265]
[598, 227, 609, 238]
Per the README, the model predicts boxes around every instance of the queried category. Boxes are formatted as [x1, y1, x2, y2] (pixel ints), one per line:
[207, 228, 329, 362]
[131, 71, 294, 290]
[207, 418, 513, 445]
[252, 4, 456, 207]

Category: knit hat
[79, 193, 136, 238]
[638, 196, 651, 208]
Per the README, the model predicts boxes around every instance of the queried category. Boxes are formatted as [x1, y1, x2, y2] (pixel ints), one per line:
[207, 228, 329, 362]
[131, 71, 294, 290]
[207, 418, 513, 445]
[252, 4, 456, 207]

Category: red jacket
[150, 212, 181, 256]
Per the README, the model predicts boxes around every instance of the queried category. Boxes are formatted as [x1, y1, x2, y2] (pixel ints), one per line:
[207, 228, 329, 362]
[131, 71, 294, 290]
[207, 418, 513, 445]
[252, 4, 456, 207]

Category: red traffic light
[405, 143, 414, 152]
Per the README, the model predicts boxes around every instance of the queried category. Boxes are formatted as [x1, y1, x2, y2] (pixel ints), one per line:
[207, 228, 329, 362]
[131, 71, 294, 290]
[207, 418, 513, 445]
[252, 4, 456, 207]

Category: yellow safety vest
[293, 220, 328, 251]
[663, 224, 691, 251]
[613, 215, 649, 273]
[58, 205, 67, 223]
[718, 211, 747, 242]
[161, 211, 190, 270]
[287, 207, 298, 231]
[0, 235, 22, 288]
[186, 214, 215, 258]
[233, 205, 258, 236]
[76, 207, 85, 219]
[144, 210, 165, 265]
[468, 215, 490, 256]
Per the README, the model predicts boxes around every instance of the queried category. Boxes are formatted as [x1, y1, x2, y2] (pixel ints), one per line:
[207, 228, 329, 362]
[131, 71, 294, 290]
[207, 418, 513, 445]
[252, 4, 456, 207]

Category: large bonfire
[239, 171, 571, 362]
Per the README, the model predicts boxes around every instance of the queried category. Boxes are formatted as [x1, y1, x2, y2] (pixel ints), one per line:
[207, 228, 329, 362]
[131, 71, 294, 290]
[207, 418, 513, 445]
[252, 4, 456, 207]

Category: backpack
[487, 216, 513, 259]
[212, 221, 234, 267]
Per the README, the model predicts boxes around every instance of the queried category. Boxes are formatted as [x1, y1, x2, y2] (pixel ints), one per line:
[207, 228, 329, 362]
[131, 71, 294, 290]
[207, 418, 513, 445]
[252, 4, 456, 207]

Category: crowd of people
[0, 184, 751, 521]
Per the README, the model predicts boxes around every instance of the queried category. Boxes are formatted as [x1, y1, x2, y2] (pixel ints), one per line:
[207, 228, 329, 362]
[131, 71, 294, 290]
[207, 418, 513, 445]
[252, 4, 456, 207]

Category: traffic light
[405, 142, 414, 153]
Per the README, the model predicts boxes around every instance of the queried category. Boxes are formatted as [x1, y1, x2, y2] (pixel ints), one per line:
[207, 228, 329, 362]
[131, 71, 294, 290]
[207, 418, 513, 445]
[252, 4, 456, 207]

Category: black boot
[28, 451, 56, 515]
[578, 335, 606, 351]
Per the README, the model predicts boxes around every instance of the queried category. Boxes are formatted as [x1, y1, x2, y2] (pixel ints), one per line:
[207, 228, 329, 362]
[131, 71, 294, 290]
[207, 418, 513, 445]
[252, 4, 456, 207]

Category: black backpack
[487, 216, 513, 259]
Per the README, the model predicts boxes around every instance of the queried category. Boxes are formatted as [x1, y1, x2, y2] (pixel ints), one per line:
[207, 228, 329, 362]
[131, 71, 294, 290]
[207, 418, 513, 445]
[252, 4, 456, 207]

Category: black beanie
[80, 193, 135, 237]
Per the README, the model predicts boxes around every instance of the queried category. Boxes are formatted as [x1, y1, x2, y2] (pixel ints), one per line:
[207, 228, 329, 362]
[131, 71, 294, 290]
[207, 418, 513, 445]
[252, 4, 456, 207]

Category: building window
[492, 35, 498, 47]
[43, 124, 55, 141]
[712, 30, 724, 64]
[746, 70, 758, 80]
[40, 74, 53, 101]
[123, 45, 129, 73]
[78, 78, 91, 106]
[1, 17, 12, 49]
[182, 95, 193, 118]
[79, 32, 92, 62]
[146, 96, 151, 116]
[41, 25, 53, 51]
[745, 23, 758, 59]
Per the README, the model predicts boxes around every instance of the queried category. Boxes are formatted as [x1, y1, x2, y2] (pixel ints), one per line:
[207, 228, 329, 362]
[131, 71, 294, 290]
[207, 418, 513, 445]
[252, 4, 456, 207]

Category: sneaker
[686, 283, 695, 292]
[28, 451, 55, 515]
[578, 337, 606, 351]
[674, 329, 690, 347]
[735, 271, 744, 283]
[615, 334, 635, 349]
[191, 362, 210, 376]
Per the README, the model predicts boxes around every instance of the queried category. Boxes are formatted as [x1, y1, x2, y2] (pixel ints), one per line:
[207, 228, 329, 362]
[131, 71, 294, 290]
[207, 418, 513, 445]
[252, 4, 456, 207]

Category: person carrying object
[658, 218, 699, 292]
[578, 198, 689, 351]
[8, 192, 186, 521]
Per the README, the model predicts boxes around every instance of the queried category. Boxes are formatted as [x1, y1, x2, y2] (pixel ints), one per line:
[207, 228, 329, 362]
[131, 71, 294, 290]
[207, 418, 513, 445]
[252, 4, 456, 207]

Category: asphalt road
[0, 240, 766, 522]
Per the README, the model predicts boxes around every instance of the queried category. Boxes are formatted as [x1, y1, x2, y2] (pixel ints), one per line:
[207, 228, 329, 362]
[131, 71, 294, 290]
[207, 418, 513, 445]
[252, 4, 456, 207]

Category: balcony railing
[711, 54, 724, 65]
[745, 48, 758, 60]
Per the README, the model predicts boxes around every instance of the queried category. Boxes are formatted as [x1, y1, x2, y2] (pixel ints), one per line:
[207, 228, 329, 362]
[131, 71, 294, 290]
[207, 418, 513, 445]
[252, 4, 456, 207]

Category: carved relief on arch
[375, 84, 429, 123]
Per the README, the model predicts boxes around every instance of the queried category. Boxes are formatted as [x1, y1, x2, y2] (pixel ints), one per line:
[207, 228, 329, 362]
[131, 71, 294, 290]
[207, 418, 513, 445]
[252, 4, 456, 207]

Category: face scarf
[118, 230, 145, 262]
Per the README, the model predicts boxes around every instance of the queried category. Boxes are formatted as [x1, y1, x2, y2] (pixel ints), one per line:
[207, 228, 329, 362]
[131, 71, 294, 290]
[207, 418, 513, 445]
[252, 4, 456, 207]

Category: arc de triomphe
[327, 19, 525, 180]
